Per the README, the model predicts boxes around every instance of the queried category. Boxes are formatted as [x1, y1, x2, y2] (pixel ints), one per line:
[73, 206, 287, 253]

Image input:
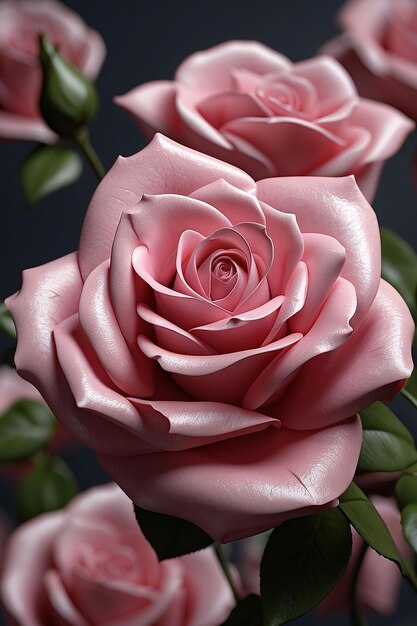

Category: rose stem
[213, 542, 241, 603]
[73, 127, 106, 180]
[400, 387, 417, 411]
[349, 541, 369, 626]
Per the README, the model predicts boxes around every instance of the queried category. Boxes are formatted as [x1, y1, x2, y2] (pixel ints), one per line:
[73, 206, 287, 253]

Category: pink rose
[0, 0, 106, 142]
[1, 483, 234, 626]
[115, 41, 413, 202]
[323, 0, 417, 121]
[6, 134, 414, 542]
[0, 365, 75, 480]
[318, 496, 412, 615]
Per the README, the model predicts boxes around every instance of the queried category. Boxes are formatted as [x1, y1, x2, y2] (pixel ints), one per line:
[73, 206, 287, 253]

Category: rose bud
[39, 33, 98, 137]
[0, 0, 105, 143]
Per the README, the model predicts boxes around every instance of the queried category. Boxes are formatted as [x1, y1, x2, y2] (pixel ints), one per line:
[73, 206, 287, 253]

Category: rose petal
[190, 178, 266, 225]
[277, 279, 415, 429]
[350, 98, 414, 165]
[179, 551, 235, 626]
[293, 55, 358, 104]
[222, 117, 345, 176]
[1, 512, 65, 626]
[0, 110, 55, 142]
[129, 397, 280, 451]
[244, 276, 357, 410]
[115, 82, 180, 138]
[79, 134, 255, 279]
[292, 233, 346, 334]
[0, 364, 41, 414]
[175, 40, 290, 92]
[138, 332, 301, 404]
[257, 175, 380, 326]
[79, 260, 154, 397]
[99, 416, 362, 542]
[44, 570, 89, 626]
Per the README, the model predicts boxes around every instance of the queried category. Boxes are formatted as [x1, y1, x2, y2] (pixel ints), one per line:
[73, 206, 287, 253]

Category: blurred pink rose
[323, 0, 417, 121]
[319, 496, 412, 615]
[6, 134, 414, 542]
[115, 41, 413, 201]
[1, 483, 234, 626]
[0, 0, 106, 142]
[0, 365, 75, 480]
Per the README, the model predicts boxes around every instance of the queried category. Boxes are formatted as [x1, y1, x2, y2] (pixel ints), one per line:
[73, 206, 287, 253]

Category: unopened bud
[39, 34, 98, 137]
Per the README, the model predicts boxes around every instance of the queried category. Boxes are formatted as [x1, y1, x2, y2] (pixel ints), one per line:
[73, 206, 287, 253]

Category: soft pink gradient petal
[44, 570, 89, 626]
[138, 331, 301, 404]
[79, 260, 154, 397]
[293, 55, 358, 103]
[180, 550, 235, 626]
[222, 116, 345, 176]
[175, 40, 290, 92]
[1, 512, 65, 626]
[129, 397, 280, 451]
[244, 276, 357, 411]
[115, 82, 180, 138]
[256, 175, 380, 327]
[99, 416, 362, 542]
[293, 233, 346, 334]
[278, 280, 415, 429]
[79, 134, 255, 279]
[198, 92, 267, 127]
[350, 98, 414, 164]
[189, 178, 265, 225]
[53, 314, 158, 454]
[0, 110, 55, 142]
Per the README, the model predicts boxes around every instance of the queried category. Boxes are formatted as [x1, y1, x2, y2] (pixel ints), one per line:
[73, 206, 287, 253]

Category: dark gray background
[1, 0, 416, 624]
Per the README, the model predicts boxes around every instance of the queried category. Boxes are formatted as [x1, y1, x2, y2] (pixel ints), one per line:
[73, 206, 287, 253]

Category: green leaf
[260, 508, 352, 626]
[133, 505, 213, 560]
[401, 504, 417, 552]
[16, 456, 78, 521]
[381, 227, 417, 318]
[359, 402, 417, 472]
[21, 144, 82, 205]
[339, 483, 404, 572]
[221, 595, 263, 626]
[396, 475, 417, 509]
[0, 399, 56, 461]
[0, 303, 16, 339]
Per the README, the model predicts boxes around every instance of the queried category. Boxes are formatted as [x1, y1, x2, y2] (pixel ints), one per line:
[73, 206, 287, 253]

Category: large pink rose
[323, 0, 417, 121]
[115, 41, 413, 202]
[0, 0, 106, 142]
[1, 483, 234, 626]
[318, 496, 412, 615]
[6, 135, 414, 542]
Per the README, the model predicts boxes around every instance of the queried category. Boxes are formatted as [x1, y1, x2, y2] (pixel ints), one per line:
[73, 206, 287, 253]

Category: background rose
[115, 40, 413, 201]
[318, 496, 413, 616]
[1, 483, 234, 626]
[0, 0, 106, 142]
[6, 134, 414, 542]
[323, 0, 417, 121]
